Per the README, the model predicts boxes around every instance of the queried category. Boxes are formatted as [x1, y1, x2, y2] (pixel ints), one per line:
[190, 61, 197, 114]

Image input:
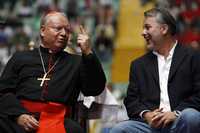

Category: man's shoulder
[62, 51, 82, 59]
[10, 50, 34, 60]
[61, 51, 82, 65]
[130, 51, 152, 65]
[176, 43, 200, 56]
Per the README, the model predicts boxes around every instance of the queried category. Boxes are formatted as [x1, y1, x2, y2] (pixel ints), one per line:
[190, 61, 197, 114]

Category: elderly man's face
[40, 13, 71, 52]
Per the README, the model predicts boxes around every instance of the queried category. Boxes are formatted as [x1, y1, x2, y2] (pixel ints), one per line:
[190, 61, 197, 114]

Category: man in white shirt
[110, 8, 200, 133]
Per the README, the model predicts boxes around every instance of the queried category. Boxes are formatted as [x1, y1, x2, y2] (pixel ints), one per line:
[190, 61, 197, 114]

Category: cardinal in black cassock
[0, 11, 106, 133]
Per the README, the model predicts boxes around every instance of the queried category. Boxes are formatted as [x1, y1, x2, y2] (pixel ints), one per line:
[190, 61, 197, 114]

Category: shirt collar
[39, 45, 63, 58]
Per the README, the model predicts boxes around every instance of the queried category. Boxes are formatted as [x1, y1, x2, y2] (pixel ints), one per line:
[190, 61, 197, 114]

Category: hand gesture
[77, 25, 92, 55]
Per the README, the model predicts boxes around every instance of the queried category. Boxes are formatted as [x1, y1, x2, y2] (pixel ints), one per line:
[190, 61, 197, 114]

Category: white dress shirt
[153, 41, 177, 112]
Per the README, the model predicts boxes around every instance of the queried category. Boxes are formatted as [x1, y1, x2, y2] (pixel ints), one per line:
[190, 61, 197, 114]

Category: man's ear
[40, 26, 45, 37]
[161, 24, 168, 35]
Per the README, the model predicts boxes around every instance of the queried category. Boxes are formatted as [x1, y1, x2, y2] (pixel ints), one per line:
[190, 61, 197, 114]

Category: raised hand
[77, 25, 92, 55]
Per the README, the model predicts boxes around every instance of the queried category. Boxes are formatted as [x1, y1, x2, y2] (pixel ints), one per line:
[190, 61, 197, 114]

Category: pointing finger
[79, 25, 86, 34]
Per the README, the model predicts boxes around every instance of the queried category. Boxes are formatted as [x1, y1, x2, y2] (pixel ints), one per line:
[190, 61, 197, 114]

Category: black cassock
[0, 46, 106, 133]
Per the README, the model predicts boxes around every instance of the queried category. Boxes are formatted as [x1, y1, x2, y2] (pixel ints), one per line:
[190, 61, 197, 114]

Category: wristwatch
[173, 110, 181, 117]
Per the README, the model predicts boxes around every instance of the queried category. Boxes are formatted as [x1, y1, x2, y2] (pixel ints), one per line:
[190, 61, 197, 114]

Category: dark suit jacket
[124, 44, 200, 121]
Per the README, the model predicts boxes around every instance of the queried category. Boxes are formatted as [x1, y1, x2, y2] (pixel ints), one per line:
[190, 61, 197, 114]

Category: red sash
[21, 100, 71, 133]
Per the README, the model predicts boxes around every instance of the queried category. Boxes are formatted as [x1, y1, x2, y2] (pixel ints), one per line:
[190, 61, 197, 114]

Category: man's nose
[141, 29, 146, 37]
[60, 28, 67, 36]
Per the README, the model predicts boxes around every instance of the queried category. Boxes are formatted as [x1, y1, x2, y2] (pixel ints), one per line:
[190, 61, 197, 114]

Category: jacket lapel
[168, 44, 187, 82]
[145, 52, 159, 84]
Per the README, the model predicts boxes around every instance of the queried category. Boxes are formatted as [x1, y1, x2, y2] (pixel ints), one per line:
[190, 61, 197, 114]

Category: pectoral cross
[37, 73, 50, 87]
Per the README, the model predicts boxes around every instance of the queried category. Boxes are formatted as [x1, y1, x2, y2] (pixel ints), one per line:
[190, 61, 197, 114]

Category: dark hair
[144, 8, 176, 35]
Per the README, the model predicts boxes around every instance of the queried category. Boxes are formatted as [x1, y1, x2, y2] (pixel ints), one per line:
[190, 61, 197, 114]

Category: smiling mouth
[144, 37, 150, 43]
[143, 35, 151, 43]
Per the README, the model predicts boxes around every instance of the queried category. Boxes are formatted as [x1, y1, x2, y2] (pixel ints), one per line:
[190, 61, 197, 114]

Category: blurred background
[0, 0, 200, 132]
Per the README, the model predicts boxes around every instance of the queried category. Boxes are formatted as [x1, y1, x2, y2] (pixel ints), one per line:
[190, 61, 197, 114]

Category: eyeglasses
[47, 25, 72, 34]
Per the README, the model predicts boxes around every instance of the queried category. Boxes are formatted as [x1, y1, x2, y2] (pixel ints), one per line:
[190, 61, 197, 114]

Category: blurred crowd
[0, 0, 200, 132]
